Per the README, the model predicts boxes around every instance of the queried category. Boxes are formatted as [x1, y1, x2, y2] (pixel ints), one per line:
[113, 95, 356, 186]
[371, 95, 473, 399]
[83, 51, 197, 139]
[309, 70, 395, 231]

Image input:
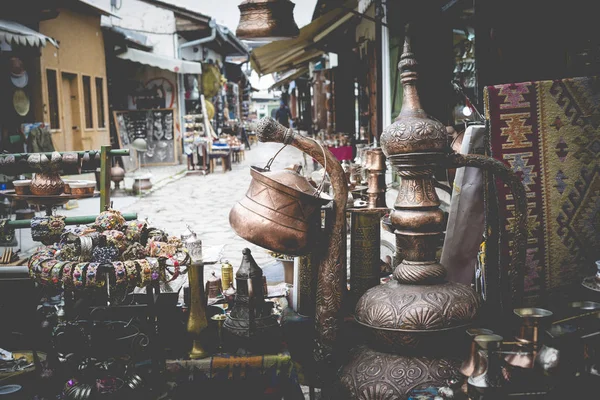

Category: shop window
[83, 75, 93, 129]
[46, 69, 60, 129]
[95, 78, 106, 128]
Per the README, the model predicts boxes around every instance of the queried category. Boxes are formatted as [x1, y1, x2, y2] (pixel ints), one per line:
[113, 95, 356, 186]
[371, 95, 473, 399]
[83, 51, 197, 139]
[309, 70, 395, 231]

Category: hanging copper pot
[236, 0, 300, 41]
[229, 162, 331, 256]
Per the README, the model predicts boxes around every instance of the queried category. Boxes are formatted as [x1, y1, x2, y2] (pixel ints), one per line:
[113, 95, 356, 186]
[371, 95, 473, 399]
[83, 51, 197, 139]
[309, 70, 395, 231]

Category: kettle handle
[446, 152, 527, 309]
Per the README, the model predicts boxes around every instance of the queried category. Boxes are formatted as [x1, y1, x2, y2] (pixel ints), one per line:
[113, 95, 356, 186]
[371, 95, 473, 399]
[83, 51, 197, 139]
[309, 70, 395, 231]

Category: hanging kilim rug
[485, 76, 600, 300]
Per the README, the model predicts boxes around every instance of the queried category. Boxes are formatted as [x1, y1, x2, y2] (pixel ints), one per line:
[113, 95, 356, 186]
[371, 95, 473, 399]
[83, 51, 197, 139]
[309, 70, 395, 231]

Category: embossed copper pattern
[254, 117, 348, 361]
[236, 0, 299, 41]
[349, 209, 386, 308]
[339, 346, 461, 399]
[379, 35, 447, 157]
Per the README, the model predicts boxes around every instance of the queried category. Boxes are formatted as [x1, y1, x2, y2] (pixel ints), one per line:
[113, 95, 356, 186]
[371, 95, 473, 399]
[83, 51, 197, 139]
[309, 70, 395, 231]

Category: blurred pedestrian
[275, 101, 292, 128]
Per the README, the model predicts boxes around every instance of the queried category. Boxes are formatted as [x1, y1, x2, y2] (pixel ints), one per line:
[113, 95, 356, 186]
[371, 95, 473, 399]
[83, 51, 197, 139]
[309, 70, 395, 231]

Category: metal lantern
[236, 0, 300, 41]
[182, 227, 202, 263]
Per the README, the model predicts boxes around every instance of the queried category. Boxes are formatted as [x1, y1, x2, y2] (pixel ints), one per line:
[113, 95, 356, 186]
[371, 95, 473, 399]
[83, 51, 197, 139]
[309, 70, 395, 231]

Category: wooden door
[61, 72, 82, 151]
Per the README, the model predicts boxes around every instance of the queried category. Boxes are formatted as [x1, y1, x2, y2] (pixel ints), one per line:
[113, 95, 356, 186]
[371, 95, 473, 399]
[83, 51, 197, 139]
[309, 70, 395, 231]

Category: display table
[327, 145, 353, 161]
[165, 351, 303, 399]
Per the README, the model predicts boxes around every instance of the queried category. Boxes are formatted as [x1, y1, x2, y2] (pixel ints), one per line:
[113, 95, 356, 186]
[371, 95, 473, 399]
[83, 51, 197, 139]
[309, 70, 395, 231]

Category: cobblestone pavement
[121, 142, 310, 279]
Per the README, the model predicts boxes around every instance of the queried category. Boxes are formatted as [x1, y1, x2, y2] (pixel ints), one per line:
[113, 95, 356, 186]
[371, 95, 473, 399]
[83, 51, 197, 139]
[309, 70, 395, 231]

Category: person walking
[275, 101, 293, 128]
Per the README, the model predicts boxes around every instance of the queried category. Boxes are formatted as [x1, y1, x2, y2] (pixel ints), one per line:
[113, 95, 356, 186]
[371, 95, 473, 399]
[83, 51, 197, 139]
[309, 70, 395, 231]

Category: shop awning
[269, 67, 309, 90]
[250, 0, 357, 75]
[117, 48, 202, 74]
[0, 19, 58, 48]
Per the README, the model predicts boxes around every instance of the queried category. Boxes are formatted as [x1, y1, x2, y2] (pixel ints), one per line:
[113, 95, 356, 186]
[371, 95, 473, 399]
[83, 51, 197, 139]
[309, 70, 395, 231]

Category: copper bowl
[69, 181, 95, 196]
[12, 179, 31, 195]
[63, 179, 79, 194]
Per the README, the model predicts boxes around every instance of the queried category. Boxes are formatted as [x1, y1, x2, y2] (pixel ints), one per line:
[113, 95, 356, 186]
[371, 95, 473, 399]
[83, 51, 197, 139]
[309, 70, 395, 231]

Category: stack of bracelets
[28, 208, 189, 290]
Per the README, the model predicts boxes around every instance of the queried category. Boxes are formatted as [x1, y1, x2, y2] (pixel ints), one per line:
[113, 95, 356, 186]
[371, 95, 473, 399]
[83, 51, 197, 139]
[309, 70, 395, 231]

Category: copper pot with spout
[229, 161, 331, 256]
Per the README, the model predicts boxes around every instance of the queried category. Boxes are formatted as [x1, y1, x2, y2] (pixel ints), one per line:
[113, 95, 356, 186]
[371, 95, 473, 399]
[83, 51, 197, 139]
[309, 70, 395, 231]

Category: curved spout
[256, 117, 348, 360]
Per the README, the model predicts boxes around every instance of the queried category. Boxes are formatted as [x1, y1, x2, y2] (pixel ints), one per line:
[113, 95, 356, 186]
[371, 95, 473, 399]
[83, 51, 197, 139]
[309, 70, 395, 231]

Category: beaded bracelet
[40, 259, 59, 285]
[62, 262, 75, 287]
[124, 261, 138, 287]
[113, 262, 127, 286]
[28, 256, 45, 279]
[138, 259, 152, 287]
[147, 258, 162, 282]
[50, 261, 66, 286]
[73, 263, 88, 288]
[85, 263, 103, 288]
[79, 236, 93, 262]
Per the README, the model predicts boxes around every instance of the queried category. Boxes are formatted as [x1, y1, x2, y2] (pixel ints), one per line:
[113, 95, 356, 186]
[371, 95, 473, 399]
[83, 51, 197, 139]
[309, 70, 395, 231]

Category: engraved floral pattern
[339, 346, 461, 399]
[401, 306, 444, 330]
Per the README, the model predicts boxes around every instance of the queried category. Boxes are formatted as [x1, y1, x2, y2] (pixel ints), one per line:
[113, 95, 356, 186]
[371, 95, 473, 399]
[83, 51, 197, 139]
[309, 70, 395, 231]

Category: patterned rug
[485, 76, 600, 301]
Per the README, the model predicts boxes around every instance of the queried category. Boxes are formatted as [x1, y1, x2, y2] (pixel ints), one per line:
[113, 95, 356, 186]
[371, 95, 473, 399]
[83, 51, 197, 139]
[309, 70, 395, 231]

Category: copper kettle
[229, 163, 331, 255]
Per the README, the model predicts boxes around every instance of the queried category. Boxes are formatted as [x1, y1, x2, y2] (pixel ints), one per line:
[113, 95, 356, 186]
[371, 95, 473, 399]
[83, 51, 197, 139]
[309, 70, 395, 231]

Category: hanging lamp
[236, 0, 300, 42]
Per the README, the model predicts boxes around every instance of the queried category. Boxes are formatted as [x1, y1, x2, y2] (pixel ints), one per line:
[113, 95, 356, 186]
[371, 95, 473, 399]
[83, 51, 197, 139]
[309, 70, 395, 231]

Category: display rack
[0, 146, 128, 212]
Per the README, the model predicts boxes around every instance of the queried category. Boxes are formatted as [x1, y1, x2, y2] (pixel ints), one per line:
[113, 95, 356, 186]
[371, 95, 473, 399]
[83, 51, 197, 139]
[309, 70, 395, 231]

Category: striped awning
[0, 19, 58, 48]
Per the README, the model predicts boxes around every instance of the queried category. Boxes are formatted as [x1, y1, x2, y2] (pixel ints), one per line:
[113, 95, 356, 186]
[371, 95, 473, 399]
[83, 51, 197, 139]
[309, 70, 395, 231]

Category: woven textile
[485, 76, 600, 299]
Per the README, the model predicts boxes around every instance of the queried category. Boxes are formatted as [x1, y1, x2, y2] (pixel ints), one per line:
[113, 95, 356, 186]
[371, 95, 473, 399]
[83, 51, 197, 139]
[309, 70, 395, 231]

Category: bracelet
[73, 263, 88, 288]
[138, 259, 152, 287]
[149, 241, 177, 258]
[113, 262, 127, 286]
[79, 236, 93, 261]
[85, 263, 103, 288]
[147, 257, 162, 282]
[103, 230, 127, 252]
[28, 255, 46, 279]
[124, 261, 138, 287]
[62, 262, 75, 287]
[50, 261, 66, 286]
[40, 259, 59, 285]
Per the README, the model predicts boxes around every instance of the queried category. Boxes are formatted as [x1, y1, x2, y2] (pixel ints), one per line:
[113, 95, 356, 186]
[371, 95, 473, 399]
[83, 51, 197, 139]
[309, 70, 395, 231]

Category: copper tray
[0, 190, 97, 207]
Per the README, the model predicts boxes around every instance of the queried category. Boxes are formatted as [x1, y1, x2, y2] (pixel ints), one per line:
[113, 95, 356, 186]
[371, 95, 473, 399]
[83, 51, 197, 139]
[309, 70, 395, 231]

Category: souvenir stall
[2, 2, 600, 399]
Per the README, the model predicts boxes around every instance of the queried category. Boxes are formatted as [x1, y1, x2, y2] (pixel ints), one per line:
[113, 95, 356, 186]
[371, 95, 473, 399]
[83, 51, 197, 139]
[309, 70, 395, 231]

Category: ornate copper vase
[339, 29, 528, 399]
[30, 152, 65, 196]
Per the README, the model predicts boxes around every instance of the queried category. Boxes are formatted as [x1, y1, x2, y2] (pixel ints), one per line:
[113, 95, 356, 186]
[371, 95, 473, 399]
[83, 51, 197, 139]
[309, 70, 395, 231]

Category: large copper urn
[339, 30, 528, 398]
